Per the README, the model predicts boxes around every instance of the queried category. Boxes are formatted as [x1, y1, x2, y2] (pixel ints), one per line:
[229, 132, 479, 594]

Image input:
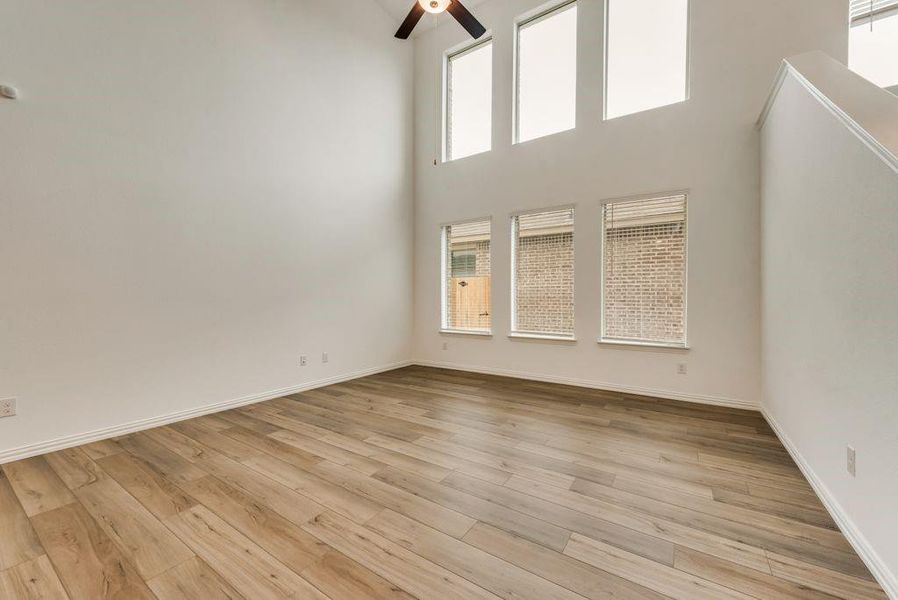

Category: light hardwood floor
[0, 366, 887, 599]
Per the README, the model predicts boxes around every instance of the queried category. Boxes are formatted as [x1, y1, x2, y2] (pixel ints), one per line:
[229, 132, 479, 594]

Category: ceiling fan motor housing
[420, 0, 451, 14]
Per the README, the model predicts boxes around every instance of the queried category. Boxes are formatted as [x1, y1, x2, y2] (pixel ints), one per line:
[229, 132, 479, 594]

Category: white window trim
[509, 204, 577, 339]
[602, 0, 693, 121]
[598, 338, 689, 351]
[598, 190, 689, 348]
[440, 329, 494, 337]
[850, 0, 898, 25]
[513, 0, 579, 145]
[443, 37, 494, 163]
[510, 332, 577, 342]
[440, 216, 493, 335]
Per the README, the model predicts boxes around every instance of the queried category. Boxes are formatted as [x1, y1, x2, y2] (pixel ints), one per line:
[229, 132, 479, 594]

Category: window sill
[509, 332, 577, 343]
[439, 329, 493, 337]
[598, 339, 690, 351]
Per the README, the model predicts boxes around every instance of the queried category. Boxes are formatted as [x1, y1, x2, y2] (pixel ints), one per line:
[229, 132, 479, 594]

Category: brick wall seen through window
[602, 195, 687, 345]
[512, 209, 575, 337]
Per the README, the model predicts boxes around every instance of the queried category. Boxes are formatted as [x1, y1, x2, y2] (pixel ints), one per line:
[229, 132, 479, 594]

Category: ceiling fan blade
[395, 2, 426, 39]
[447, 0, 487, 39]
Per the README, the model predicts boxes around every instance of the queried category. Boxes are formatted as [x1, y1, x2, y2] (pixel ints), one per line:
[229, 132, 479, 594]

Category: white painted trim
[762, 408, 898, 600]
[756, 60, 790, 130]
[414, 360, 757, 410]
[598, 338, 690, 351]
[0, 361, 412, 465]
[758, 60, 898, 176]
[439, 329, 493, 337]
[508, 332, 576, 342]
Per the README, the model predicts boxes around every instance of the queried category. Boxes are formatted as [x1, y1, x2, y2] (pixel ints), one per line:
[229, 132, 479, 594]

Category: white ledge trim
[508, 332, 577, 342]
[439, 329, 493, 337]
[758, 58, 898, 176]
[599, 338, 690, 351]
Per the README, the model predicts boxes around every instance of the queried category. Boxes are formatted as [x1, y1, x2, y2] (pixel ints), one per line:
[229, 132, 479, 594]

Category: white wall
[0, 0, 413, 460]
[411, 0, 847, 407]
[761, 60, 898, 595]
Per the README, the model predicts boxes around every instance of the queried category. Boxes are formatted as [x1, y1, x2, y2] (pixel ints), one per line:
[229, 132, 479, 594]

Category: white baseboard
[762, 408, 898, 600]
[0, 361, 412, 465]
[413, 360, 758, 411]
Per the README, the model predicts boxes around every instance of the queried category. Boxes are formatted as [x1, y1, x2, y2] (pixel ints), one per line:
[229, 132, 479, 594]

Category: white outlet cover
[0, 397, 16, 417]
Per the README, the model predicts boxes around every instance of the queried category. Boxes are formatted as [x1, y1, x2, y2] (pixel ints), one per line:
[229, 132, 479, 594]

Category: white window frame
[850, 0, 898, 24]
[602, 0, 692, 121]
[849, 1, 898, 88]
[443, 37, 494, 163]
[509, 205, 577, 341]
[440, 217, 493, 336]
[598, 191, 690, 350]
[513, 0, 579, 144]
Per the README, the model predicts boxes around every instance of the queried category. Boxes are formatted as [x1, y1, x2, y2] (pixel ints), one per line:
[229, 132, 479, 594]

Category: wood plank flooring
[0, 366, 887, 599]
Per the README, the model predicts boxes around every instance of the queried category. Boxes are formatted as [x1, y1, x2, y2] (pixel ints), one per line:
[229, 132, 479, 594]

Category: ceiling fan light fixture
[395, 0, 483, 40]
[419, 0, 451, 14]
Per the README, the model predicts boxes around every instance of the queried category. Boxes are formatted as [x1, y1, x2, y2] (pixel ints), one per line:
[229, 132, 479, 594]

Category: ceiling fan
[395, 0, 487, 40]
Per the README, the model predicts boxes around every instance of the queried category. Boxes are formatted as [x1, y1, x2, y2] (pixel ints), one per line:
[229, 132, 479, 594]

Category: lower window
[511, 208, 575, 338]
[441, 219, 492, 333]
[602, 194, 687, 346]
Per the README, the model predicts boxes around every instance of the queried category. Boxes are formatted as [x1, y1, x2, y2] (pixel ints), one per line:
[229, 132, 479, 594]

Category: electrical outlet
[322, 352, 329, 364]
[0, 398, 16, 418]
[677, 363, 688, 375]
[300, 355, 308, 367]
[442, 342, 448, 351]
[847, 446, 856, 477]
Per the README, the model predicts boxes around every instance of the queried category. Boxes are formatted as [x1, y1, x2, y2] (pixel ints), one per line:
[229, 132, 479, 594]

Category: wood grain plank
[767, 551, 888, 600]
[463, 522, 668, 600]
[96, 451, 197, 519]
[564, 533, 756, 600]
[74, 478, 194, 579]
[444, 471, 674, 565]
[146, 556, 244, 600]
[79, 439, 124, 461]
[241, 453, 382, 524]
[365, 433, 512, 484]
[313, 459, 477, 537]
[301, 551, 417, 600]
[165, 505, 329, 600]
[374, 466, 570, 551]
[0, 469, 44, 571]
[268, 429, 386, 476]
[44, 447, 107, 491]
[504, 474, 771, 573]
[0, 555, 69, 600]
[117, 432, 207, 484]
[180, 475, 328, 573]
[673, 547, 839, 600]
[367, 508, 587, 600]
[3, 457, 76, 517]
[30, 503, 155, 600]
[302, 510, 501, 600]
